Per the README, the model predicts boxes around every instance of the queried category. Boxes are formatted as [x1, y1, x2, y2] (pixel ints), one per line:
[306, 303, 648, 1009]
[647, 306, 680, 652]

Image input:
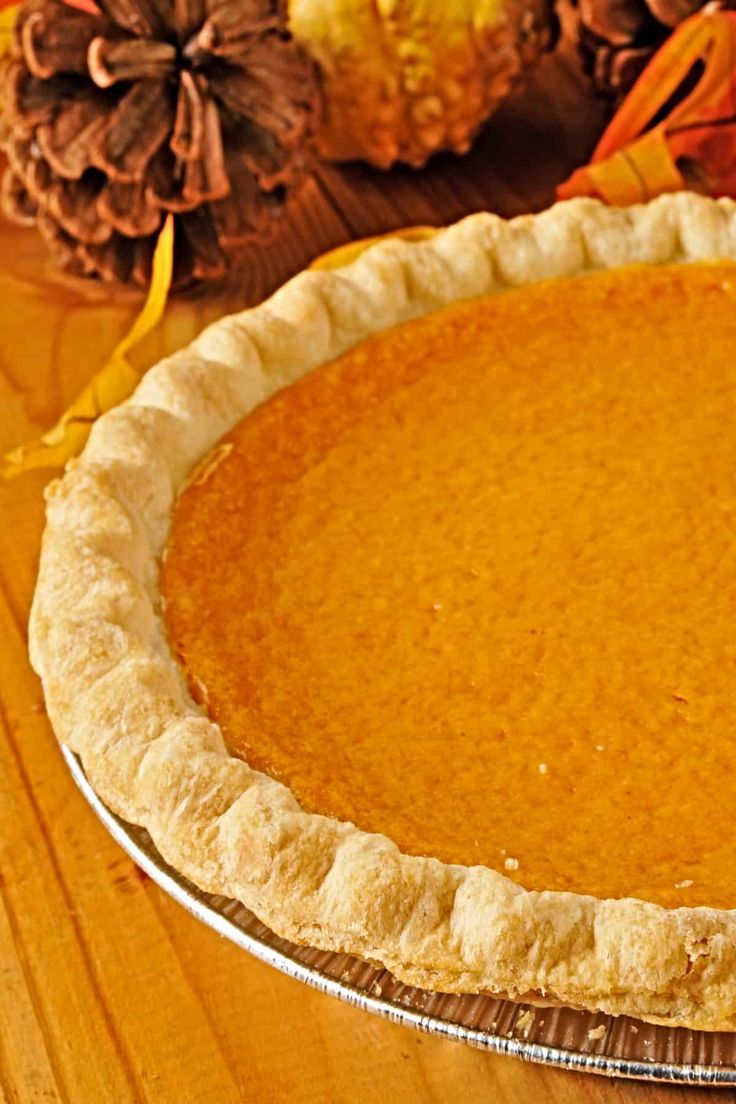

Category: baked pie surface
[30, 194, 736, 1030]
[162, 261, 736, 912]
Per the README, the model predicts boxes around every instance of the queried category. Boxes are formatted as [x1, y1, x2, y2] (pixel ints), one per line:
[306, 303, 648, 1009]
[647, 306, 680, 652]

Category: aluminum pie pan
[62, 746, 736, 1085]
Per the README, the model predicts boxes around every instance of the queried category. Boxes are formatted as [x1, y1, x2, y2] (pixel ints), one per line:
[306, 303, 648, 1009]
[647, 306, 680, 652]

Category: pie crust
[30, 193, 736, 1031]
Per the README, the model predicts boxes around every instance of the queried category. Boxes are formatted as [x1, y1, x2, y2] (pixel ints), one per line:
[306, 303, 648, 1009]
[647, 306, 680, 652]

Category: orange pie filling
[162, 261, 736, 911]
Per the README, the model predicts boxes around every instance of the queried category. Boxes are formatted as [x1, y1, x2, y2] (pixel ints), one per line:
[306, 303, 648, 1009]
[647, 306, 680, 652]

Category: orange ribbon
[60, 0, 103, 15]
[559, 7, 736, 203]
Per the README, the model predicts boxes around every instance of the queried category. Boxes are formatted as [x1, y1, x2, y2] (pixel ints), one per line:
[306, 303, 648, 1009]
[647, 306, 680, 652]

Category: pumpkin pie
[30, 193, 736, 1031]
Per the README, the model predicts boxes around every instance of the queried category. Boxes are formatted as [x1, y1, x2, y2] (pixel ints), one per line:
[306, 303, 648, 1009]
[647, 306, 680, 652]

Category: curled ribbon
[559, 6, 736, 203]
[1, 215, 175, 479]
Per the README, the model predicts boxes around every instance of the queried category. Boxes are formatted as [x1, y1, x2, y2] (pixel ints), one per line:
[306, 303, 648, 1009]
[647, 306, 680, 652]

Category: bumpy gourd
[289, 0, 556, 168]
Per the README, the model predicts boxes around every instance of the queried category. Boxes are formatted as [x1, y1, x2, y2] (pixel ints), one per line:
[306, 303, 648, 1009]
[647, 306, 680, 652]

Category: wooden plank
[0, 891, 64, 1104]
[0, 590, 245, 1103]
[0, 636, 137, 1102]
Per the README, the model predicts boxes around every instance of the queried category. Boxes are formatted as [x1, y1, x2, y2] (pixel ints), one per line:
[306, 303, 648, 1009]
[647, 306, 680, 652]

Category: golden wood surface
[0, 51, 717, 1102]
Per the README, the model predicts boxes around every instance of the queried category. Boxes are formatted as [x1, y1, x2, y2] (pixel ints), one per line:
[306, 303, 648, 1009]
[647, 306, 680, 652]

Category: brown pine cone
[1, 0, 318, 286]
[562, 0, 716, 97]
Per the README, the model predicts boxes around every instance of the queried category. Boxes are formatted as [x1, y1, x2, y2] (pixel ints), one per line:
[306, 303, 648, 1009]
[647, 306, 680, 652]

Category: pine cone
[563, 0, 713, 97]
[1, 0, 318, 285]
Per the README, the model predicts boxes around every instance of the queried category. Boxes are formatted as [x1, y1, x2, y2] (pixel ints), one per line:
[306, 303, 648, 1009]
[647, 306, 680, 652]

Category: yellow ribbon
[310, 226, 438, 270]
[1, 215, 175, 479]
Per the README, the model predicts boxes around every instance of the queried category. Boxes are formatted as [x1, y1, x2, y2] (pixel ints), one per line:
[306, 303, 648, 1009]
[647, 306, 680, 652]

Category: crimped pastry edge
[28, 193, 736, 1031]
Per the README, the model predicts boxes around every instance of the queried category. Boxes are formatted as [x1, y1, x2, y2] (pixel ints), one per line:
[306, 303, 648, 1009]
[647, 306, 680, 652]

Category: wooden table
[0, 47, 716, 1103]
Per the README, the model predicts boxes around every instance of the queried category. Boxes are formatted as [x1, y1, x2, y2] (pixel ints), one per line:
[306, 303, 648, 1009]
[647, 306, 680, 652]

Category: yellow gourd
[289, 0, 555, 168]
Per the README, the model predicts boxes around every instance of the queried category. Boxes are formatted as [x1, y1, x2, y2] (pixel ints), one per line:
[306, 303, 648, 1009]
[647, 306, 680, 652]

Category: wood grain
[0, 51, 719, 1103]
